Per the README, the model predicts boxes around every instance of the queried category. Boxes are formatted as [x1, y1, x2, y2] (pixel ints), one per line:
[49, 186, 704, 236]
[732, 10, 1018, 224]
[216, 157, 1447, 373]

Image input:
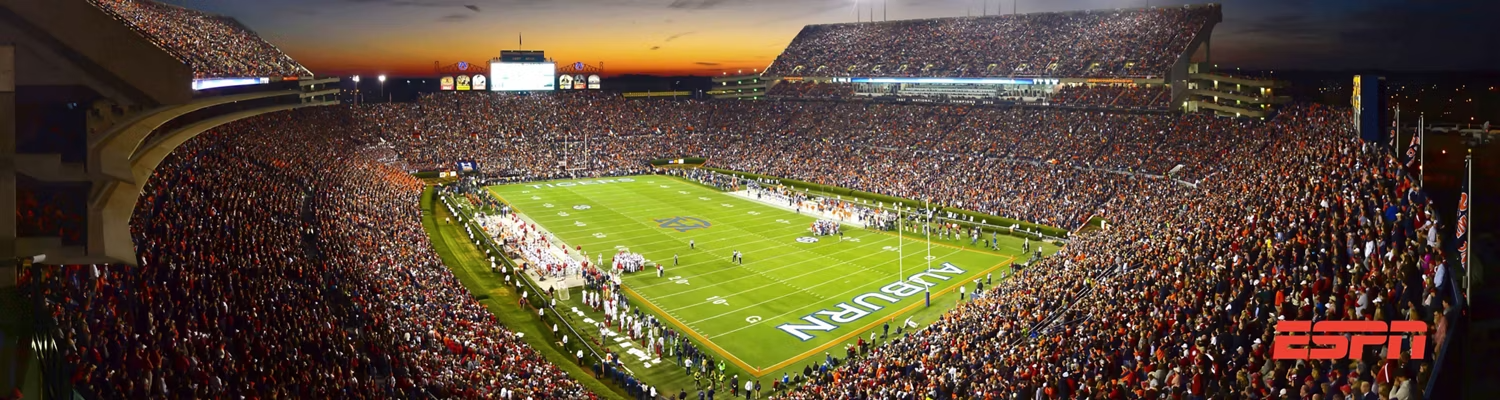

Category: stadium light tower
[378, 75, 387, 103]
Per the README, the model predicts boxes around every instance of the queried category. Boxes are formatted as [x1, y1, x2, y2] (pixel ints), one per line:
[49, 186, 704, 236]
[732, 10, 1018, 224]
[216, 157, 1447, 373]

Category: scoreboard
[491, 62, 556, 91]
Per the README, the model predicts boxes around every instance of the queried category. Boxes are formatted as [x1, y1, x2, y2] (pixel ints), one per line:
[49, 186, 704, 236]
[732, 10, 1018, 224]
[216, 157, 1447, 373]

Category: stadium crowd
[18, 88, 1459, 400]
[1052, 85, 1171, 109]
[356, 93, 1263, 229]
[766, 82, 857, 99]
[28, 109, 592, 399]
[342, 93, 1455, 399]
[765, 5, 1216, 78]
[779, 104, 1456, 400]
[86, 0, 311, 78]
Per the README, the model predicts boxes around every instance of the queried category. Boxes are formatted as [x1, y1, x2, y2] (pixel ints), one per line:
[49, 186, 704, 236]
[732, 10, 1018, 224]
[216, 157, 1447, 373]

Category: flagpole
[1419, 113, 1425, 186]
[1465, 152, 1472, 301]
[1394, 103, 1401, 156]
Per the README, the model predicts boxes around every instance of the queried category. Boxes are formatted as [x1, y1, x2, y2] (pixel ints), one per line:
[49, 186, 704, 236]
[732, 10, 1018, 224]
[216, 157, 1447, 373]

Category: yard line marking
[497, 191, 870, 288]
[525, 181, 899, 303]
[683, 246, 967, 317]
[621, 285, 761, 375]
[630, 233, 899, 292]
[651, 225, 960, 303]
[657, 246, 913, 304]
[496, 183, 909, 290]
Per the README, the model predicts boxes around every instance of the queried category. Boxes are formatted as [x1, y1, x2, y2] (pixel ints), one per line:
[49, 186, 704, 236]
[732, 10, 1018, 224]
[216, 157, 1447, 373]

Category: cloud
[664, 31, 695, 42]
[1229, 14, 1330, 42]
[650, 46, 662, 50]
[694, 61, 721, 66]
[667, 0, 734, 10]
[345, 0, 456, 7]
[438, 13, 473, 22]
[464, 4, 480, 11]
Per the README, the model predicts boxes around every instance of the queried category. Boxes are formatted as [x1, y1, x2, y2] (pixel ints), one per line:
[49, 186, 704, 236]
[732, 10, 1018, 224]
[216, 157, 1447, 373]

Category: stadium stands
[1052, 85, 1171, 109]
[85, 0, 311, 78]
[17, 89, 1461, 400]
[354, 93, 1262, 229]
[766, 5, 1219, 78]
[766, 82, 856, 99]
[29, 109, 593, 399]
[778, 104, 1455, 400]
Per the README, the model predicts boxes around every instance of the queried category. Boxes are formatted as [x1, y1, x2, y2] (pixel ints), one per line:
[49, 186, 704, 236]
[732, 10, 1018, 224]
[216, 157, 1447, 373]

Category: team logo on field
[655, 216, 712, 232]
[574, 205, 592, 210]
[796, 237, 819, 243]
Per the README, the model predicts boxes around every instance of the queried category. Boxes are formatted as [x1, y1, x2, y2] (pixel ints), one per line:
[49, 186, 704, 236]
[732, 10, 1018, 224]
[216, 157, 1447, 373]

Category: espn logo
[1272, 321, 1427, 360]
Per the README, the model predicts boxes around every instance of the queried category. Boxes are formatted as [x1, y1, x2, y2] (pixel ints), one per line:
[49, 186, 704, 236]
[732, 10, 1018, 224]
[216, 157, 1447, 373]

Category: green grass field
[486, 175, 1037, 378]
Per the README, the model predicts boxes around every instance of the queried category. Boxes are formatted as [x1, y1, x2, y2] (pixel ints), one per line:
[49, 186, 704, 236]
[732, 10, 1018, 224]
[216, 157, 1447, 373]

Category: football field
[488, 175, 1023, 375]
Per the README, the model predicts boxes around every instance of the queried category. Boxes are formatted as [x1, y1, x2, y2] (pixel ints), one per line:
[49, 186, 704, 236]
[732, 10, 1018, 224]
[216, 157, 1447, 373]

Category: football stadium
[0, 0, 1493, 399]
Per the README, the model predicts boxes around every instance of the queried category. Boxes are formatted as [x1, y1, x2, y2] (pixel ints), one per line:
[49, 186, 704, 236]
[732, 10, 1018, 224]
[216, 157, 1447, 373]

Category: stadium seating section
[28, 110, 594, 398]
[767, 6, 1217, 78]
[1052, 85, 1171, 109]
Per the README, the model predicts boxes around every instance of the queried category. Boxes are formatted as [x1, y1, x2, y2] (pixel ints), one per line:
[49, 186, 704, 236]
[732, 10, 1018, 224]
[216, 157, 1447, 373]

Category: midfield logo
[655, 216, 712, 232]
[1272, 320, 1427, 360]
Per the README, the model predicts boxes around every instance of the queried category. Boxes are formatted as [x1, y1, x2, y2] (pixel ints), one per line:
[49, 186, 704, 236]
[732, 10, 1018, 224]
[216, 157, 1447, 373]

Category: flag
[1458, 156, 1471, 271]
[1404, 133, 1419, 168]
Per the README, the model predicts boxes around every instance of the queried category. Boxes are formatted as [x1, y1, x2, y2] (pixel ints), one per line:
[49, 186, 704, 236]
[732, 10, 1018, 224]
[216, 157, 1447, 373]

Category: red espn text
[1272, 321, 1427, 360]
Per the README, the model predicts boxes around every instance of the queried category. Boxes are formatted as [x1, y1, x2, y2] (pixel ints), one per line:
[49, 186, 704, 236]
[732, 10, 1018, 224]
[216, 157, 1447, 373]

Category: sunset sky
[168, 0, 1497, 77]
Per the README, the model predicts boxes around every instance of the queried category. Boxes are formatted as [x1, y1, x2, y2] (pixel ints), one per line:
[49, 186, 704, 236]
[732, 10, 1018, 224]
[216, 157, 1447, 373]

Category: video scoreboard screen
[491, 62, 555, 91]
